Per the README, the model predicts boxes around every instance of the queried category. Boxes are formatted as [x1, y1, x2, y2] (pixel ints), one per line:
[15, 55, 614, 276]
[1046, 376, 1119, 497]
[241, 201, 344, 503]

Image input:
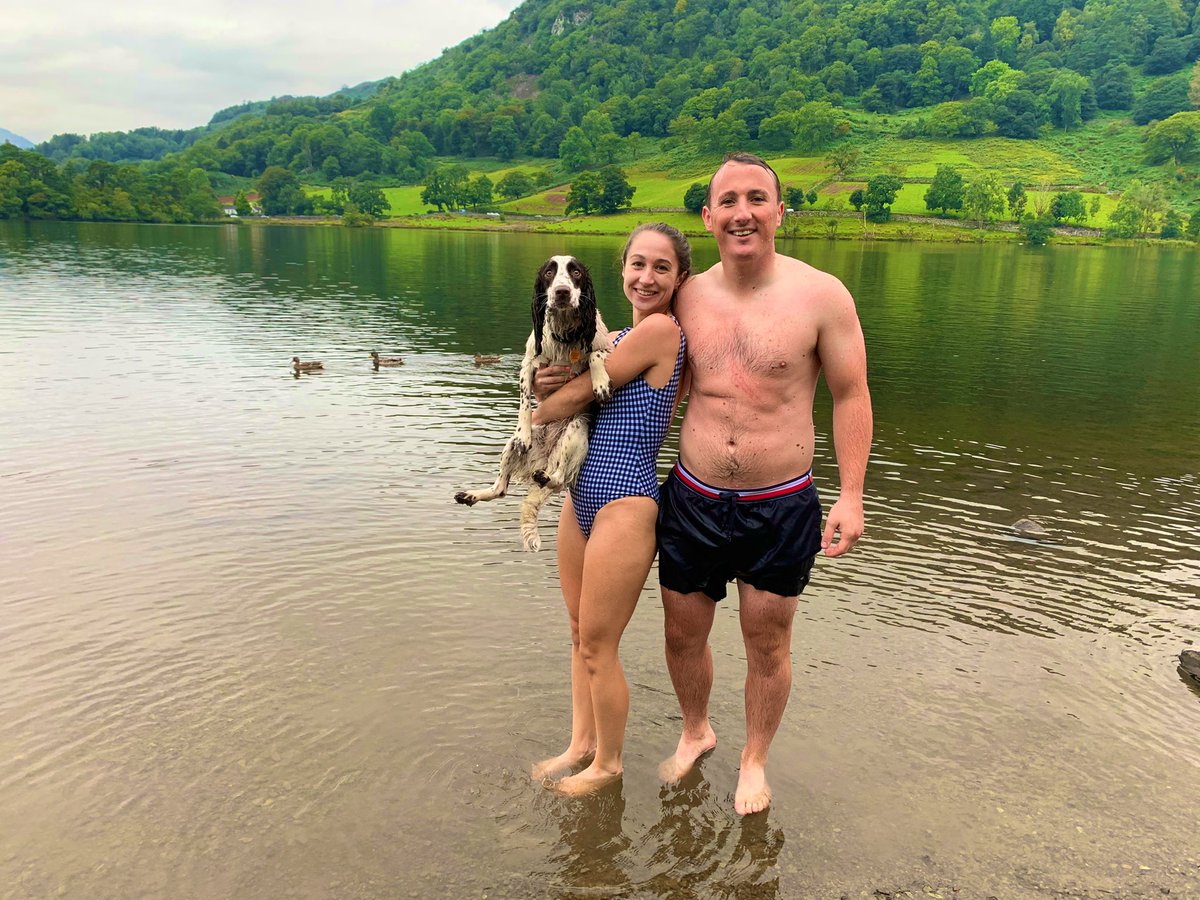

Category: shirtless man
[657, 152, 872, 815]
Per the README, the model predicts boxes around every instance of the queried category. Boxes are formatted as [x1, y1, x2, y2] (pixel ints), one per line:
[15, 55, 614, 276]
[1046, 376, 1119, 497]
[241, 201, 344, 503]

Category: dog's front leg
[588, 344, 612, 403]
[514, 343, 538, 452]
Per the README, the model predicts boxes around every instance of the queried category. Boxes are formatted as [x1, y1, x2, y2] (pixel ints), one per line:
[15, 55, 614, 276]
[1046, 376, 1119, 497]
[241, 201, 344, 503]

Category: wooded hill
[13, 0, 1200, 226]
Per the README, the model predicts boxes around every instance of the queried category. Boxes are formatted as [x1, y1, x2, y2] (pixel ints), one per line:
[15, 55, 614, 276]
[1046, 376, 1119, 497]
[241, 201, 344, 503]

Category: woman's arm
[532, 314, 680, 425]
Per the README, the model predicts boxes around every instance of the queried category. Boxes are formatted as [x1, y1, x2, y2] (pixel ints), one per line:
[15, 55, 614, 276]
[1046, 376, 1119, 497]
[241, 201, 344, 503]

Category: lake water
[1, 221, 1198, 898]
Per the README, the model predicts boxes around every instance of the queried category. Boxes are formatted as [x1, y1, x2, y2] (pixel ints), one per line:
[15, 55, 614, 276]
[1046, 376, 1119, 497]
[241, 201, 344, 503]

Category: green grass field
[295, 120, 1194, 240]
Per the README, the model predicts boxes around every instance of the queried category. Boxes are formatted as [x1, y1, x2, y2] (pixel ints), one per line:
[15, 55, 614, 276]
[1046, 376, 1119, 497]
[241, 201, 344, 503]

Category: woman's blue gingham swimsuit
[569, 318, 686, 537]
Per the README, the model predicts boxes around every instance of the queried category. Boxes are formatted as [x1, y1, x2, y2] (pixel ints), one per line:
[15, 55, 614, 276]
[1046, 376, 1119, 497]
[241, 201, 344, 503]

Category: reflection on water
[1, 221, 1198, 898]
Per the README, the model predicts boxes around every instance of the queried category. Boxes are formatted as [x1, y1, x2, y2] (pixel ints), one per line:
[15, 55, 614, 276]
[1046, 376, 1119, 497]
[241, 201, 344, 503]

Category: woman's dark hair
[621, 222, 692, 285]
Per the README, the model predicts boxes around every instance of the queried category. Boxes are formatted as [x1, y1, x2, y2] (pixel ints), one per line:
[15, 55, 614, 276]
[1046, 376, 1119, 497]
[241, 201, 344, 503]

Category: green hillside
[7, 0, 1200, 236]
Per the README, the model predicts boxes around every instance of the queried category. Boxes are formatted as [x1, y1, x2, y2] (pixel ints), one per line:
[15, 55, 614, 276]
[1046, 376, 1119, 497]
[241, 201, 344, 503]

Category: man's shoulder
[778, 255, 852, 303]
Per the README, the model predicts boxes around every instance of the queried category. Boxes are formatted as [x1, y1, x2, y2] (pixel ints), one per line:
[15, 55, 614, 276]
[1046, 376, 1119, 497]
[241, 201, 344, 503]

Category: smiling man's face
[702, 161, 785, 261]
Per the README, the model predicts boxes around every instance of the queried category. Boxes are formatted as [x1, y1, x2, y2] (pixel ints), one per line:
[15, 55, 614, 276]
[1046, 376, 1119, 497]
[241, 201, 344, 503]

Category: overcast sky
[0, 0, 525, 144]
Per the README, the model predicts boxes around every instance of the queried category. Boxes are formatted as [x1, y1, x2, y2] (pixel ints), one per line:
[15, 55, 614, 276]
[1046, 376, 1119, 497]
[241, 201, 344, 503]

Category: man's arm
[817, 280, 873, 558]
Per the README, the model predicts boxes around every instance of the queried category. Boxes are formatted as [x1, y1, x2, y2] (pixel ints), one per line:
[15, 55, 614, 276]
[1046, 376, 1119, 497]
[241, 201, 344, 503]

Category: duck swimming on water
[370, 351, 404, 369]
[292, 356, 324, 374]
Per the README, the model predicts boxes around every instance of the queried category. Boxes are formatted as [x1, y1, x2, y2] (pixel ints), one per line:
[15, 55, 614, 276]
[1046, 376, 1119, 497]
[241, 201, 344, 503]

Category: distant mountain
[0, 128, 34, 149]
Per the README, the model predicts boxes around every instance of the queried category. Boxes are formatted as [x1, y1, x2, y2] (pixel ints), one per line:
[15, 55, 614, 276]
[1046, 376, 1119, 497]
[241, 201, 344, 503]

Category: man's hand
[532, 365, 573, 402]
[821, 495, 864, 558]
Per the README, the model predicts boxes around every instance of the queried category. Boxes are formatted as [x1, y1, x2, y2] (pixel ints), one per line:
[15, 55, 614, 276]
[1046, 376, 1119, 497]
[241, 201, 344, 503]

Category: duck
[1181, 650, 1200, 683]
[292, 356, 324, 374]
[370, 350, 404, 369]
[1011, 517, 1050, 540]
[473, 353, 503, 366]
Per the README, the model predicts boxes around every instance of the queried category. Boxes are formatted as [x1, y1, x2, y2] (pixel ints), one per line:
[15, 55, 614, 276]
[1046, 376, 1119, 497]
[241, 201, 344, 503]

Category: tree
[1020, 211, 1054, 246]
[1160, 209, 1184, 239]
[1050, 191, 1086, 224]
[848, 188, 865, 211]
[566, 167, 635, 215]
[1094, 64, 1135, 111]
[1186, 210, 1200, 242]
[1107, 181, 1169, 238]
[993, 90, 1044, 139]
[757, 113, 797, 150]
[559, 127, 593, 171]
[785, 187, 806, 210]
[1143, 112, 1200, 166]
[349, 183, 389, 218]
[596, 166, 635, 213]
[488, 116, 520, 160]
[234, 190, 252, 217]
[1007, 182, 1027, 220]
[924, 165, 965, 216]
[963, 173, 1006, 227]
[864, 174, 903, 222]
[806, 189, 818, 206]
[497, 171, 535, 200]
[464, 174, 494, 208]
[683, 182, 707, 213]
[565, 171, 603, 214]
[257, 166, 306, 215]
[420, 164, 469, 211]
[794, 102, 840, 152]
[1191, 61, 1200, 110]
[1046, 72, 1090, 130]
[1132, 77, 1192, 125]
[826, 146, 861, 178]
[367, 105, 397, 143]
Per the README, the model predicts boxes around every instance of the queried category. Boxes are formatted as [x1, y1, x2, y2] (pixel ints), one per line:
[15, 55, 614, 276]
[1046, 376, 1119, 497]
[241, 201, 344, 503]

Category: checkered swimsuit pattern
[570, 319, 687, 537]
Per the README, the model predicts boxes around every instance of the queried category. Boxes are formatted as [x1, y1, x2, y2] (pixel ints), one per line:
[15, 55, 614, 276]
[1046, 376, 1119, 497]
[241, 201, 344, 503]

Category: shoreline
[11, 213, 1194, 248]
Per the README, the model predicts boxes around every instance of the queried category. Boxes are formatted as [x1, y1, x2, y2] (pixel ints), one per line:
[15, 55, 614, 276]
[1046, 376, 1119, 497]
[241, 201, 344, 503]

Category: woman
[529, 223, 691, 796]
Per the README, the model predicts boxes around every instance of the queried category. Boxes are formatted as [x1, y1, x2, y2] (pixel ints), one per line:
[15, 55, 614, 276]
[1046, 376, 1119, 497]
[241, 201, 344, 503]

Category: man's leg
[659, 586, 719, 781]
[735, 581, 799, 815]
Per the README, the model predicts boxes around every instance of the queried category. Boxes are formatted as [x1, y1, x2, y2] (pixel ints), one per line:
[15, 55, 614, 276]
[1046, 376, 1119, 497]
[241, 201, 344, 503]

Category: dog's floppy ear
[532, 264, 548, 356]
[578, 262, 597, 347]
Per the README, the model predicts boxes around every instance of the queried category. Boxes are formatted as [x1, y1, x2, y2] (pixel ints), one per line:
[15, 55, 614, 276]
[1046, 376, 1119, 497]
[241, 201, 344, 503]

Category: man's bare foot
[658, 726, 717, 782]
[532, 746, 594, 782]
[553, 763, 622, 797]
[734, 757, 771, 815]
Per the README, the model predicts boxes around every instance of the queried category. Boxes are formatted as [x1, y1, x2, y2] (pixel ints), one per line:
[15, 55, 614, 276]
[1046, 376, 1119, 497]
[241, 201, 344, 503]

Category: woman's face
[622, 231, 683, 316]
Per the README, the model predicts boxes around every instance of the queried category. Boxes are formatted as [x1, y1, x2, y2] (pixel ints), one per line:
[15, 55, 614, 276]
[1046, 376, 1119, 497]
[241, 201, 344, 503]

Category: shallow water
[1, 221, 1198, 898]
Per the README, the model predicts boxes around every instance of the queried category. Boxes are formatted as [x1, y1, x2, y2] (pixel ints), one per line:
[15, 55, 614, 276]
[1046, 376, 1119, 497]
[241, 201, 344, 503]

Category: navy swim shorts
[657, 461, 823, 602]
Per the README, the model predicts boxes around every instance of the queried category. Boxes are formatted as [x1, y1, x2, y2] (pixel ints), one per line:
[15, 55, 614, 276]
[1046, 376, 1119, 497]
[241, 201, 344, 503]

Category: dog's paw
[521, 526, 542, 552]
[454, 491, 478, 506]
[593, 381, 613, 403]
[532, 470, 550, 487]
[513, 428, 533, 455]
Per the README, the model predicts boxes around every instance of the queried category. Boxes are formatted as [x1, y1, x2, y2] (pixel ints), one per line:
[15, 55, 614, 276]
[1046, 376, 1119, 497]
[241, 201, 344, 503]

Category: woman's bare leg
[555, 497, 658, 796]
[532, 497, 596, 781]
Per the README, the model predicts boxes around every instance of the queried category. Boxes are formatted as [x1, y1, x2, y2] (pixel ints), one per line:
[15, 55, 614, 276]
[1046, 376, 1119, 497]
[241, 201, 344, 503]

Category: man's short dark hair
[705, 152, 783, 207]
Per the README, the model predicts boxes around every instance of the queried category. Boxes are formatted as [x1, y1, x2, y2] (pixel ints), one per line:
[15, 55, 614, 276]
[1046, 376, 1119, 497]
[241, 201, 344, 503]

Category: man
[656, 152, 872, 815]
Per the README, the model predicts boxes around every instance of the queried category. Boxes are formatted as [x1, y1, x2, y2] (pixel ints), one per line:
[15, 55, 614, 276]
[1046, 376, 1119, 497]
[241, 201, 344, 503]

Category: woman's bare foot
[734, 756, 771, 815]
[553, 763, 622, 797]
[532, 746, 594, 782]
[658, 725, 717, 782]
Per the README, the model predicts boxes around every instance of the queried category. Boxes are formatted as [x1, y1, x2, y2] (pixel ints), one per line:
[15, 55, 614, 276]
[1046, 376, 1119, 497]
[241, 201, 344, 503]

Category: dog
[455, 255, 611, 551]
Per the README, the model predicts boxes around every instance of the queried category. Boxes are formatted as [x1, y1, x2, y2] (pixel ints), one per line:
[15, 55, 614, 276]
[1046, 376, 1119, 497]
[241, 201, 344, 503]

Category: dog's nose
[553, 287, 572, 305]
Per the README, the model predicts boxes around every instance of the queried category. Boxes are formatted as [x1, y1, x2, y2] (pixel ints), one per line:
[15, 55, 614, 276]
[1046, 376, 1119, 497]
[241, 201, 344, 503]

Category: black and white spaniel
[455, 255, 611, 551]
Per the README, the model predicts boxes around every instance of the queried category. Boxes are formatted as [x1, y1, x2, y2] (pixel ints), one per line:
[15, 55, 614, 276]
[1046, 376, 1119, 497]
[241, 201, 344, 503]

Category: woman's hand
[533, 365, 573, 402]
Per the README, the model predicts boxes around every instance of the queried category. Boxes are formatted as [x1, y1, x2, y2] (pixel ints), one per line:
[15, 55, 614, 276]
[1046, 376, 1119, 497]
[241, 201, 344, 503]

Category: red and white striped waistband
[672, 461, 814, 501]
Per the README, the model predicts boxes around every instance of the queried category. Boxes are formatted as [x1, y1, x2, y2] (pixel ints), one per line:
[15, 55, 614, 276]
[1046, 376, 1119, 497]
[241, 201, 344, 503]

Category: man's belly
[678, 409, 816, 489]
